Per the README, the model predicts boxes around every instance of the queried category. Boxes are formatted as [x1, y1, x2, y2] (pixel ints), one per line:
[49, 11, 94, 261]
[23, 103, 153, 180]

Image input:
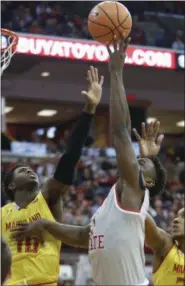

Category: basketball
[88, 1, 132, 44]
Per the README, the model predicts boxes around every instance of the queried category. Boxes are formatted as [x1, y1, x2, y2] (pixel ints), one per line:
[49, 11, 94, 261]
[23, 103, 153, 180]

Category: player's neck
[14, 188, 38, 208]
[178, 239, 184, 254]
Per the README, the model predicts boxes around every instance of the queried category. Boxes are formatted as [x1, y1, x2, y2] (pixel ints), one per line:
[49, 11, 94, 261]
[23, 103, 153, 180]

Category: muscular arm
[110, 68, 143, 200]
[145, 214, 172, 253]
[42, 220, 90, 249]
[110, 70, 131, 136]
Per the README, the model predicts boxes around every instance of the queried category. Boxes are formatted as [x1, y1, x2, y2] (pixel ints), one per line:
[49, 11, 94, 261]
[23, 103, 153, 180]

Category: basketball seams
[88, 19, 113, 33]
[121, 14, 131, 31]
[93, 31, 112, 39]
[89, 25, 130, 42]
[115, 4, 131, 38]
[119, 13, 130, 29]
[94, 34, 113, 45]
[88, 19, 130, 42]
[115, 2, 130, 27]
[115, 2, 120, 25]
[98, 5, 122, 37]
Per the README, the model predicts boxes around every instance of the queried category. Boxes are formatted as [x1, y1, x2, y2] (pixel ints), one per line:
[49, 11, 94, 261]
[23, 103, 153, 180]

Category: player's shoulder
[1, 201, 14, 213]
[157, 228, 173, 255]
[158, 228, 172, 243]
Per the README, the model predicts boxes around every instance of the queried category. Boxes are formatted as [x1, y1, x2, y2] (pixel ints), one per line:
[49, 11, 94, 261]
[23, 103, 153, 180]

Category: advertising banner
[16, 33, 177, 70]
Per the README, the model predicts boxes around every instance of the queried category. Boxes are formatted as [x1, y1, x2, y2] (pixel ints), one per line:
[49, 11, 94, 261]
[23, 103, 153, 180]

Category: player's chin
[27, 176, 39, 184]
[172, 232, 182, 240]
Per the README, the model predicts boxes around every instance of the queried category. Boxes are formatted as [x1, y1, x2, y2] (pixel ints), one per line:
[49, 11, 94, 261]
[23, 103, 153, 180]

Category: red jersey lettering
[89, 234, 104, 250]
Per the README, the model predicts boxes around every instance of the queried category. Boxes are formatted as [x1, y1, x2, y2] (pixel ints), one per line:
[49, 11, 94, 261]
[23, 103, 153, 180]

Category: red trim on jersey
[115, 183, 140, 213]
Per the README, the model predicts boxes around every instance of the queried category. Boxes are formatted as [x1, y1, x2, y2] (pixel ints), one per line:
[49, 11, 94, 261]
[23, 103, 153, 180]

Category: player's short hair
[3, 164, 27, 201]
[148, 157, 167, 197]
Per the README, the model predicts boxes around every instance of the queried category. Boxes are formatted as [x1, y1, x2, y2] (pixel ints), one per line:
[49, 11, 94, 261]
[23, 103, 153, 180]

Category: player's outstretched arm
[42, 67, 104, 218]
[145, 214, 172, 253]
[11, 220, 90, 249]
[107, 39, 143, 197]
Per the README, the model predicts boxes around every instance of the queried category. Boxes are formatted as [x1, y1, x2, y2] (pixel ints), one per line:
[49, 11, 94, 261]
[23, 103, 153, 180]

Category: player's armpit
[43, 220, 90, 249]
[145, 214, 172, 253]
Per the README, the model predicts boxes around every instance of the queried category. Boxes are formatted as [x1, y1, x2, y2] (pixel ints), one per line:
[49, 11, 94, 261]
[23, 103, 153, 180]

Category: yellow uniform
[2, 192, 62, 286]
[153, 244, 184, 286]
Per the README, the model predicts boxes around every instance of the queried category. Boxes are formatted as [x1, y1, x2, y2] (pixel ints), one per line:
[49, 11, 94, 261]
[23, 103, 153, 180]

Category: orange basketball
[88, 1, 132, 44]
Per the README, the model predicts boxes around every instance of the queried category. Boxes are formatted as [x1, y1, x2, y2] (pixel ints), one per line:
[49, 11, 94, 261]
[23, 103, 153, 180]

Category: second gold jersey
[153, 244, 184, 286]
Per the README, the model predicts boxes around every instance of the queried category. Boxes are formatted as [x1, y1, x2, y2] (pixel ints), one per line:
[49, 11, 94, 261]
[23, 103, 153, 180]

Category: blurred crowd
[2, 146, 184, 235]
[2, 1, 184, 50]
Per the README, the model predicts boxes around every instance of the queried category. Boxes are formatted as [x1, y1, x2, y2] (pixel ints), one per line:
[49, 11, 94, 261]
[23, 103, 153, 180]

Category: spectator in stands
[172, 30, 184, 50]
[179, 168, 185, 187]
[131, 23, 146, 45]
[29, 20, 45, 34]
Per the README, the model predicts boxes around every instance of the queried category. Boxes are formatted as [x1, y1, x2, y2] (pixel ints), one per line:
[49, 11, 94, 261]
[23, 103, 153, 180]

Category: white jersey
[88, 184, 149, 286]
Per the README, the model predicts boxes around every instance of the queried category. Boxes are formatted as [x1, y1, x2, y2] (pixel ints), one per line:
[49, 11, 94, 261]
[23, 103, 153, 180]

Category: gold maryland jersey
[2, 192, 62, 286]
[153, 244, 184, 286]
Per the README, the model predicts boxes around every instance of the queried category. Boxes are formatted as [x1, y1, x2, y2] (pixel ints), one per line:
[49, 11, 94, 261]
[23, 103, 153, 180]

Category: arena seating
[2, 1, 184, 49]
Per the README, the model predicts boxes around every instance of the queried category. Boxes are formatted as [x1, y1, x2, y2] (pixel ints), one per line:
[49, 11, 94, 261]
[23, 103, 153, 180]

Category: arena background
[1, 1, 184, 285]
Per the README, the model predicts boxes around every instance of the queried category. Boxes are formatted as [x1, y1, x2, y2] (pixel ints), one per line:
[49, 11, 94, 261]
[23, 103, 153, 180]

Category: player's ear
[8, 183, 16, 191]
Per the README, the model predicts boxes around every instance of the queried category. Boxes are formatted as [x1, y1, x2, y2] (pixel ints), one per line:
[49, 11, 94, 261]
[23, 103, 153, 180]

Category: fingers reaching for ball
[106, 35, 131, 72]
[106, 35, 131, 55]
[120, 37, 131, 52]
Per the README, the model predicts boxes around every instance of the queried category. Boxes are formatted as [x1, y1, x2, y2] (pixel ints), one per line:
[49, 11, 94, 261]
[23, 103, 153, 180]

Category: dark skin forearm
[110, 70, 140, 189]
[43, 220, 90, 249]
[110, 71, 131, 136]
[108, 39, 143, 200]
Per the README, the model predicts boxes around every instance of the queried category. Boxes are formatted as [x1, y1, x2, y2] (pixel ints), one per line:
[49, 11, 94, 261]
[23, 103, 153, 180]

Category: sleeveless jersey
[153, 244, 184, 286]
[2, 192, 62, 286]
[88, 184, 149, 286]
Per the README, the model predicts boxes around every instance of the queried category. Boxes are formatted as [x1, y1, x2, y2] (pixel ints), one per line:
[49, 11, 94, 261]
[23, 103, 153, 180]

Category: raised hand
[133, 121, 164, 158]
[81, 66, 104, 107]
[107, 37, 131, 72]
